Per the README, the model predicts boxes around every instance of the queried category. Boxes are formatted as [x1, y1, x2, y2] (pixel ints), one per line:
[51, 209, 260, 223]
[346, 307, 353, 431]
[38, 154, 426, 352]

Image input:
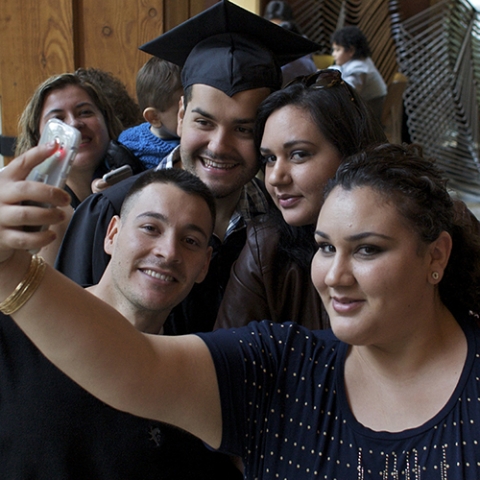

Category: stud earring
[432, 272, 439, 280]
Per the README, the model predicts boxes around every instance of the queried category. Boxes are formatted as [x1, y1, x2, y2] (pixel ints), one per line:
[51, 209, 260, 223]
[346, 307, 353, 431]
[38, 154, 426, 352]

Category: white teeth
[203, 159, 236, 169]
[143, 269, 174, 282]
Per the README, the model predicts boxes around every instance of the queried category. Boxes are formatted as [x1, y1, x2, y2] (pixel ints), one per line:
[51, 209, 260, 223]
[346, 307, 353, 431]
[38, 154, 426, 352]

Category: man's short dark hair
[121, 169, 216, 234]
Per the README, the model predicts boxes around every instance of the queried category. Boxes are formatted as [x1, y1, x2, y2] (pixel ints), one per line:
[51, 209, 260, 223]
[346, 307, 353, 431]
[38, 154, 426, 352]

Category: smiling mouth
[276, 194, 301, 207]
[333, 296, 363, 304]
[331, 296, 364, 313]
[202, 158, 237, 170]
[143, 269, 176, 282]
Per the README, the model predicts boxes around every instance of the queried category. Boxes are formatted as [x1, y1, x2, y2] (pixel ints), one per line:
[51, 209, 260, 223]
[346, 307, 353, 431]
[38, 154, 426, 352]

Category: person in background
[75, 67, 143, 129]
[331, 25, 387, 122]
[15, 73, 143, 207]
[14, 72, 144, 264]
[54, 1, 320, 337]
[276, 20, 318, 86]
[117, 58, 182, 170]
[0, 165, 242, 479]
[215, 69, 386, 330]
[1, 143, 480, 479]
[263, 1, 318, 86]
[263, 0, 294, 23]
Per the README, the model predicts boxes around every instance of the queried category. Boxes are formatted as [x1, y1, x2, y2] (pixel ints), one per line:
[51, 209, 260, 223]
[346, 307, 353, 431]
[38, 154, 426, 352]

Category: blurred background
[1, 0, 480, 210]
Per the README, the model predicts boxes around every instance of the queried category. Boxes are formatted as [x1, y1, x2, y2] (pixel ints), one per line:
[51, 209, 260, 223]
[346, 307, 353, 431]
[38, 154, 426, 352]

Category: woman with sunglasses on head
[215, 69, 386, 331]
[1, 143, 480, 478]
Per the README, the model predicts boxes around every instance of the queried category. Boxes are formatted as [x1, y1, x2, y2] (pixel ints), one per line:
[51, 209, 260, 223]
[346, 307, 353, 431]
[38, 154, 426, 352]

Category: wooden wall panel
[164, 0, 190, 30]
[192, 0, 218, 16]
[77, 0, 166, 98]
[163, 0, 216, 29]
[0, 0, 74, 138]
[0, 0, 211, 162]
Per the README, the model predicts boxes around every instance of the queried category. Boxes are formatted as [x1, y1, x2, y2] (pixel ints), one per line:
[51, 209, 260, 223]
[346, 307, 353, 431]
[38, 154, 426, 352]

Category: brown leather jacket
[215, 199, 480, 331]
[214, 215, 330, 330]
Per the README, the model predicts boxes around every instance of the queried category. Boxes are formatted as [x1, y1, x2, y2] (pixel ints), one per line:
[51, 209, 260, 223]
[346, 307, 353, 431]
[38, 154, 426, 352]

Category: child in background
[331, 26, 387, 122]
[118, 58, 182, 169]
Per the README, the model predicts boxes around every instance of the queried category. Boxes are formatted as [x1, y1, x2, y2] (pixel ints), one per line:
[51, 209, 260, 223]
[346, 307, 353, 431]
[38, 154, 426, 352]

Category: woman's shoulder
[243, 214, 281, 259]
[248, 321, 341, 364]
[206, 321, 339, 354]
[247, 214, 281, 241]
[245, 213, 316, 271]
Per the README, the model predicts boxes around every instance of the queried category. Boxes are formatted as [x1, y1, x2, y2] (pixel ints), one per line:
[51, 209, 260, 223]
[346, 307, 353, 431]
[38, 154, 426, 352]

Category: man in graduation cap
[55, 0, 320, 334]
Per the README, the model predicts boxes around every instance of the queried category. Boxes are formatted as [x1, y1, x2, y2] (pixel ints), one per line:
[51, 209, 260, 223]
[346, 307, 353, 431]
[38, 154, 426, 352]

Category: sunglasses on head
[285, 68, 357, 104]
[285, 68, 345, 89]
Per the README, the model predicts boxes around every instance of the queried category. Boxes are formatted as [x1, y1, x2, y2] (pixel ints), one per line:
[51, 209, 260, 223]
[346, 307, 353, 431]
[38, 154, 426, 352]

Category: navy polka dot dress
[198, 319, 480, 479]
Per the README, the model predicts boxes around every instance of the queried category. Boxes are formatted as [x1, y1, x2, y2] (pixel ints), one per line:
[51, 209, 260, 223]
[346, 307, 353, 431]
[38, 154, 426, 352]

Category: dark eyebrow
[137, 211, 209, 241]
[315, 231, 393, 241]
[260, 140, 316, 153]
[191, 107, 255, 125]
[44, 101, 95, 118]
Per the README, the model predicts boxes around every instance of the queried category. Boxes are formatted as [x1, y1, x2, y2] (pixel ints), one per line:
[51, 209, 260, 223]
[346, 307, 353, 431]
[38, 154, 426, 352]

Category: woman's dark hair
[324, 143, 480, 318]
[16, 72, 123, 156]
[255, 70, 387, 268]
[331, 26, 372, 59]
[75, 67, 143, 129]
[255, 74, 385, 160]
[263, 1, 294, 22]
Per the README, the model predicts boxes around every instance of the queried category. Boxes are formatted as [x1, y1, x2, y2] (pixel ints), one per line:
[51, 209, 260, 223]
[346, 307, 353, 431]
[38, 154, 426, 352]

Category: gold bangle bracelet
[0, 255, 46, 316]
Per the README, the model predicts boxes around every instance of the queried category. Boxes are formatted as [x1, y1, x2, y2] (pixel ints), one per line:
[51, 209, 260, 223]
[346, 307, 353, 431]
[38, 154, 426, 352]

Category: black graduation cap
[139, 0, 320, 96]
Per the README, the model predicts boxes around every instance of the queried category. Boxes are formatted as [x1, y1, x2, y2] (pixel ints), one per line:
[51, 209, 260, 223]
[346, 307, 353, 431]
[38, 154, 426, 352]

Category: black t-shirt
[0, 313, 242, 479]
